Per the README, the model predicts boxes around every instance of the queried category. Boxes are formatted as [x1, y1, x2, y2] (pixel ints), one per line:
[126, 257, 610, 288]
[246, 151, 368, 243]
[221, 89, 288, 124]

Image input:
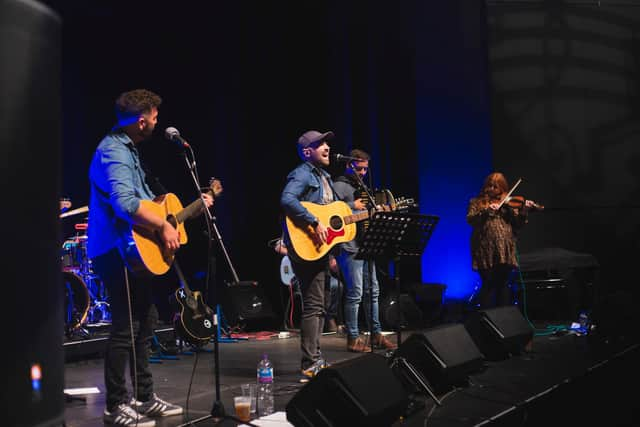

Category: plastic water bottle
[578, 311, 589, 333]
[256, 353, 274, 416]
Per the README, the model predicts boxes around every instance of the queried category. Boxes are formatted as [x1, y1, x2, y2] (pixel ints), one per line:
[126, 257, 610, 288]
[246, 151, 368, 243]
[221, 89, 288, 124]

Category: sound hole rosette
[329, 215, 343, 230]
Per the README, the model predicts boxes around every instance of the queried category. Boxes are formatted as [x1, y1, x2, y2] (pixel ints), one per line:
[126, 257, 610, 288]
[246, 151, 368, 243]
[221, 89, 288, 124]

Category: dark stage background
[487, 0, 640, 303]
[44, 0, 639, 326]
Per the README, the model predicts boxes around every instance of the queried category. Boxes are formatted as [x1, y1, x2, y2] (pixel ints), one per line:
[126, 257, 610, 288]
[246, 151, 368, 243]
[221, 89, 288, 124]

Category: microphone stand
[175, 146, 256, 427]
[348, 164, 379, 352]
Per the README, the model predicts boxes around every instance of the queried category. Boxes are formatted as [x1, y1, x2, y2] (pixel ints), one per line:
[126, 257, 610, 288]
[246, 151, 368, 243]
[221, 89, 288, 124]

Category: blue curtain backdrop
[416, 1, 494, 299]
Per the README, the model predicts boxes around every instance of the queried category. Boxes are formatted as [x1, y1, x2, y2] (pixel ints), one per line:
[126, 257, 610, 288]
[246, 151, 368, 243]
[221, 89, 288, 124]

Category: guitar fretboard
[344, 210, 370, 225]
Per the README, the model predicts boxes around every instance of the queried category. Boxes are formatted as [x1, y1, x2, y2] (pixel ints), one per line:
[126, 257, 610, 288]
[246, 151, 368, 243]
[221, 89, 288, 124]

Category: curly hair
[115, 89, 162, 121]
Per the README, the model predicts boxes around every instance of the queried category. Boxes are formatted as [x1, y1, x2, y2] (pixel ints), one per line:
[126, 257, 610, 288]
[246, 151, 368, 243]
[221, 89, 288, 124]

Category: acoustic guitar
[121, 178, 223, 275]
[284, 197, 415, 261]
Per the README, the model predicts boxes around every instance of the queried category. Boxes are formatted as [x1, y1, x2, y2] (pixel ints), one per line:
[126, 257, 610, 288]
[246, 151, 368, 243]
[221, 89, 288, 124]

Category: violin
[503, 195, 544, 211]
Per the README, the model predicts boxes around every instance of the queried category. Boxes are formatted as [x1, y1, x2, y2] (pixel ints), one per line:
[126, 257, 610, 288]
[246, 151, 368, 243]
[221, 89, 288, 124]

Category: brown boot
[372, 333, 397, 350]
[347, 336, 372, 352]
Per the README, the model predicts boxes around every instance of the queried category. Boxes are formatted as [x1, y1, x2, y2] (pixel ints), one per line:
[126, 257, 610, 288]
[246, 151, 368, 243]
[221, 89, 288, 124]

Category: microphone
[164, 127, 190, 148]
[332, 153, 364, 162]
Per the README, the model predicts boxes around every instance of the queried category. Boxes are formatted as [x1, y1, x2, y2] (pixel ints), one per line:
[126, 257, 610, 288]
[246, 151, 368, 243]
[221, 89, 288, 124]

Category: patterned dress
[466, 197, 528, 271]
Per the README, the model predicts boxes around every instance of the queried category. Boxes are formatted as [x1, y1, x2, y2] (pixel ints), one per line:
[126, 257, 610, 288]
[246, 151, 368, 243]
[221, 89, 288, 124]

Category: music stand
[355, 211, 439, 346]
[355, 211, 440, 405]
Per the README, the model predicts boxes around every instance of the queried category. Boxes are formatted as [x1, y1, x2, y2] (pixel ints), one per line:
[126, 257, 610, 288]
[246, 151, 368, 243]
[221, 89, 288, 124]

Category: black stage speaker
[2, 1, 63, 426]
[393, 323, 484, 394]
[465, 305, 534, 361]
[286, 353, 409, 427]
[411, 283, 446, 326]
[380, 293, 423, 330]
[222, 281, 275, 330]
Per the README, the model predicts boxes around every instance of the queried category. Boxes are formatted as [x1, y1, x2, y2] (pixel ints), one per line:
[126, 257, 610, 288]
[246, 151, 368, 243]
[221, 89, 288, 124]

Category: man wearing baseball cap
[280, 129, 336, 379]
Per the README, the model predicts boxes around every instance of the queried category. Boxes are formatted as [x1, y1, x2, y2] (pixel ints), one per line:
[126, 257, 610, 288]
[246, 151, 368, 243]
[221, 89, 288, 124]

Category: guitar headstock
[208, 177, 223, 199]
[394, 197, 418, 211]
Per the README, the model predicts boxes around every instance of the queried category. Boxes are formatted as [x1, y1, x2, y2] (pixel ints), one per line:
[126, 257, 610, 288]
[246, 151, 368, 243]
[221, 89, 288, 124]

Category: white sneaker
[130, 393, 183, 417]
[103, 403, 156, 426]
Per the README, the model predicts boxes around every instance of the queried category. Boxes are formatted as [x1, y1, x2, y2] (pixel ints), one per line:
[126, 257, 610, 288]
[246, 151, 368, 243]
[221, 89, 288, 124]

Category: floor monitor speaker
[393, 323, 484, 394]
[465, 305, 534, 361]
[286, 353, 409, 427]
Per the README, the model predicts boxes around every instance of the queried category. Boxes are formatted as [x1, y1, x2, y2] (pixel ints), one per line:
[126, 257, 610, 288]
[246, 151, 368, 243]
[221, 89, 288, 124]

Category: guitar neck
[176, 189, 214, 224]
[344, 210, 370, 225]
[173, 259, 192, 293]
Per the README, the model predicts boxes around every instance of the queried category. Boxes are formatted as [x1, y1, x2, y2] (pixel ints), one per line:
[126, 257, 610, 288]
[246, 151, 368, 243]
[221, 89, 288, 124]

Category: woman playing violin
[466, 172, 536, 309]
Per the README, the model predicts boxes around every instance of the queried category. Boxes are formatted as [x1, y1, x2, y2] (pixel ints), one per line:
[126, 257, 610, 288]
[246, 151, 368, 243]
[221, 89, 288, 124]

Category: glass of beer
[234, 396, 251, 422]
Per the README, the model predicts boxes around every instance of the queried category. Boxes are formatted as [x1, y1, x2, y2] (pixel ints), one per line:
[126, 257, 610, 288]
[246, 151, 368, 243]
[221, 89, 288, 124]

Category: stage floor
[62, 324, 640, 427]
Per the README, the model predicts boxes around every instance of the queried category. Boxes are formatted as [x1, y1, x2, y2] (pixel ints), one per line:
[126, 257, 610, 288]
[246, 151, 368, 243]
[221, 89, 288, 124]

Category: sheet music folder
[355, 211, 439, 260]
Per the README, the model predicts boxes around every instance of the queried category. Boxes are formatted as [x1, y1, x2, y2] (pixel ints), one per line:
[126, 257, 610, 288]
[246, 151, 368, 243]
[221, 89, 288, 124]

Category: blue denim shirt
[280, 162, 336, 250]
[87, 131, 156, 259]
[280, 162, 336, 225]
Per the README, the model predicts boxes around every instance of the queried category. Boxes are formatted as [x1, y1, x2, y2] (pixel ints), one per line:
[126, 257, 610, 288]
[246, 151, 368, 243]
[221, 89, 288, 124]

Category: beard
[140, 125, 155, 141]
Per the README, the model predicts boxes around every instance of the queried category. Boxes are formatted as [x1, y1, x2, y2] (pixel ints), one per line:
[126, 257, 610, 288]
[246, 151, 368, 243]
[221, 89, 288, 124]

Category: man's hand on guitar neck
[201, 193, 214, 209]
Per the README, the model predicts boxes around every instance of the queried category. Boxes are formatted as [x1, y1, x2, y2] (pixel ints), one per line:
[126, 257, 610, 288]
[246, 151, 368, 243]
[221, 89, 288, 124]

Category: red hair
[479, 172, 509, 201]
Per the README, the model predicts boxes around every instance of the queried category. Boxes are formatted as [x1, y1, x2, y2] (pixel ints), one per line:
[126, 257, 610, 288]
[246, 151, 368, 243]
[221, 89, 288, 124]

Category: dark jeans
[325, 273, 341, 322]
[92, 249, 156, 411]
[291, 256, 330, 370]
[478, 264, 514, 309]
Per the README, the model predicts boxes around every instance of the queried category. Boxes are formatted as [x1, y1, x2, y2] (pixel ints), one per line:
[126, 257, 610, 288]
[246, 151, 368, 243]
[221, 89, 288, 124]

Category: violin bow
[497, 177, 522, 209]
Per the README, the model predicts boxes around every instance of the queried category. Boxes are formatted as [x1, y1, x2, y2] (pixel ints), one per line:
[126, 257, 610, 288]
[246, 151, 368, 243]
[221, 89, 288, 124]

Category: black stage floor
[62, 318, 640, 427]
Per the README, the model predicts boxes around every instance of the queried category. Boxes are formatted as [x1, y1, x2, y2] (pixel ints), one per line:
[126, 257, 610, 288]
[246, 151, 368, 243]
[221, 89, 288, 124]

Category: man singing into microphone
[333, 149, 397, 352]
[88, 89, 213, 426]
[280, 129, 336, 380]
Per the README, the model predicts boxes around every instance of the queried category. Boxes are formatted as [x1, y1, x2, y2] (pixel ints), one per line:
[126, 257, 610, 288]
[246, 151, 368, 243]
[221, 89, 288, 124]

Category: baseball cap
[297, 130, 334, 148]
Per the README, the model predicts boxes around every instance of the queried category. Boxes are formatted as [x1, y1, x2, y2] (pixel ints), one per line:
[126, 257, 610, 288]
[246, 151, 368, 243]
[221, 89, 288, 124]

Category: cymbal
[60, 206, 88, 219]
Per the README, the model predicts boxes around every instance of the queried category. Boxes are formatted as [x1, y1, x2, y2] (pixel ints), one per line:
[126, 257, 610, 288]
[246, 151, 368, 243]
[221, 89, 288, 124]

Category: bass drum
[62, 270, 90, 333]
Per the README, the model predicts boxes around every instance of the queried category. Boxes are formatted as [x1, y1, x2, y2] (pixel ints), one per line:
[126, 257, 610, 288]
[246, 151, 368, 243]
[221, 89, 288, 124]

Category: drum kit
[59, 203, 111, 336]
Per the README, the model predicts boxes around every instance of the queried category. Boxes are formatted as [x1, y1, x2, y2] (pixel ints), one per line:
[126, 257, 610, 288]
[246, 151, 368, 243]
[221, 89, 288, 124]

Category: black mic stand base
[210, 400, 226, 418]
[177, 401, 260, 427]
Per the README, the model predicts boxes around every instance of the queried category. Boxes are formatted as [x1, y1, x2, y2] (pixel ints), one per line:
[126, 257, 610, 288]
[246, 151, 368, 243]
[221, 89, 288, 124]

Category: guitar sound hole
[329, 216, 343, 230]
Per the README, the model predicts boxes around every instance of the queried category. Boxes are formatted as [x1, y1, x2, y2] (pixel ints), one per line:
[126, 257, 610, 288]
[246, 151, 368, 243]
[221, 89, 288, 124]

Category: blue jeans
[336, 251, 381, 339]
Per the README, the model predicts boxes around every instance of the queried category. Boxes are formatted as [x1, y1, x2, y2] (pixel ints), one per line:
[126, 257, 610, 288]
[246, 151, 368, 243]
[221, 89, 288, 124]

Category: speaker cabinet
[380, 293, 423, 330]
[3, 1, 63, 426]
[286, 353, 409, 427]
[393, 323, 484, 394]
[222, 281, 275, 329]
[465, 305, 534, 361]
